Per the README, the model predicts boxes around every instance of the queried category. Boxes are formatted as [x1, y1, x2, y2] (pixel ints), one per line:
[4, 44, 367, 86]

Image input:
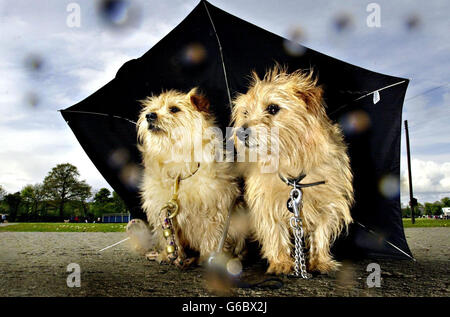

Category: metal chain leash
[290, 214, 309, 278]
[280, 173, 325, 278]
[287, 185, 311, 279]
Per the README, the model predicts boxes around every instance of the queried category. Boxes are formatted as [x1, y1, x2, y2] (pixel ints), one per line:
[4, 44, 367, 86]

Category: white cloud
[401, 159, 450, 203]
[0, 124, 106, 192]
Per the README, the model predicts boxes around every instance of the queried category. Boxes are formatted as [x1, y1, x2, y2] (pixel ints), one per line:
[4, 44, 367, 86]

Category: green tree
[440, 197, 450, 208]
[401, 206, 411, 218]
[424, 202, 442, 216]
[90, 188, 114, 218]
[94, 188, 112, 205]
[401, 204, 422, 218]
[43, 163, 92, 217]
[112, 191, 127, 214]
[21, 184, 45, 218]
[4, 192, 22, 221]
[432, 201, 443, 216]
[21, 185, 33, 216]
[0, 185, 6, 201]
[417, 202, 424, 215]
[0, 185, 7, 213]
[424, 203, 432, 216]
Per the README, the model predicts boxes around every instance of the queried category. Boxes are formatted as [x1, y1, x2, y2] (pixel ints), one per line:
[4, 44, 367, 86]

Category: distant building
[442, 207, 450, 219]
[102, 213, 131, 223]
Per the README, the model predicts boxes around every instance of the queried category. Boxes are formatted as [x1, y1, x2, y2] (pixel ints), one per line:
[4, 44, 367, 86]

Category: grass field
[0, 222, 126, 232]
[402, 218, 450, 228]
[0, 219, 448, 232]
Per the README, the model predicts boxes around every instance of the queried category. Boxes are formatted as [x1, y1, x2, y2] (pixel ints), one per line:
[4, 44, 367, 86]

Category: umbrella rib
[60, 110, 137, 125]
[329, 80, 407, 116]
[203, 1, 233, 110]
[355, 221, 415, 261]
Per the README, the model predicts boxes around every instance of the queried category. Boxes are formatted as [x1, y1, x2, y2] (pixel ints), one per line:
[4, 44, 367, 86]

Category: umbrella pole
[404, 120, 416, 224]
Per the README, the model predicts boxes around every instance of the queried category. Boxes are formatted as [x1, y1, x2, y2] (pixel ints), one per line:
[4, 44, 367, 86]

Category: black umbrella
[61, 0, 412, 259]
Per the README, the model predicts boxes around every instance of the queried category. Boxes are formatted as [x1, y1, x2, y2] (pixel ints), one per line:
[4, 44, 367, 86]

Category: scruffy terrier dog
[131, 88, 247, 266]
[232, 66, 353, 274]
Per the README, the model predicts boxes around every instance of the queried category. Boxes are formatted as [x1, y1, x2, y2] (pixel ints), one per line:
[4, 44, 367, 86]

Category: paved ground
[0, 228, 448, 297]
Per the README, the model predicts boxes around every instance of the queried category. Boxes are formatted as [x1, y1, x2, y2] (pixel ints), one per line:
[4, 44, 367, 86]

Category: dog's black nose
[237, 125, 251, 143]
[146, 112, 157, 122]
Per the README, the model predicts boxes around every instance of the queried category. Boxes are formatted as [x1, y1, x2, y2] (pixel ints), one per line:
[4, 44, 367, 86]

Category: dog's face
[137, 88, 210, 161]
[232, 67, 328, 170]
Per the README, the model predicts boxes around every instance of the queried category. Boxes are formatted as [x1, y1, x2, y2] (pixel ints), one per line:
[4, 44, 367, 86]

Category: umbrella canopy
[61, 0, 411, 259]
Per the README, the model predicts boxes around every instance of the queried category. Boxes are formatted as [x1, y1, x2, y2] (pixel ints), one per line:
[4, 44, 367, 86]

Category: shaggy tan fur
[232, 66, 354, 274]
[126, 218, 157, 255]
[136, 88, 247, 265]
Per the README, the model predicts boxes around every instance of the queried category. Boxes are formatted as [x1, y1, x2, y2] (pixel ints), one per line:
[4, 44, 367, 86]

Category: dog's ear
[189, 88, 210, 112]
[296, 85, 326, 118]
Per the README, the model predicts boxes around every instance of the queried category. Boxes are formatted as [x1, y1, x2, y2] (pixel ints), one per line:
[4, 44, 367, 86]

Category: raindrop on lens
[283, 26, 306, 56]
[120, 163, 141, 189]
[25, 92, 40, 107]
[405, 14, 421, 31]
[182, 43, 207, 65]
[109, 148, 130, 168]
[339, 110, 371, 136]
[379, 175, 400, 199]
[226, 258, 242, 276]
[24, 54, 44, 73]
[333, 13, 353, 33]
[99, 0, 129, 25]
[98, 0, 140, 30]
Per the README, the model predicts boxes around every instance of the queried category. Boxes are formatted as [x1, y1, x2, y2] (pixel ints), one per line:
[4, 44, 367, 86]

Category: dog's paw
[126, 218, 147, 233]
[266, 261, 293, 275]
[126, 219, 157, 254]
[308, 259, 341, 274]
[156, 251, 170, 265]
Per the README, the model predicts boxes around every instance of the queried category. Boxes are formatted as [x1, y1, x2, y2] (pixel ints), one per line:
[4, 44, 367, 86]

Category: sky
[0, 0, 449, 205]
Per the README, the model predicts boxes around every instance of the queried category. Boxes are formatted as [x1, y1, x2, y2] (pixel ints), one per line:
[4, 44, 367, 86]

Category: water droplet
[24, 92, 40, 107]
[182, 43, 207, 66]
[120, 163, 141, 189]
[379, 174, 400, 199]
[283, 26, 306, 56]
[98, 0, 141, 30]
[339, 110, 371, 136]
[24, 54, 44, 73]
[405, 14, 421, 31]
[333, 13, 353, 33]
[226, 258, 242, 276]
[108, 148, 130, 168]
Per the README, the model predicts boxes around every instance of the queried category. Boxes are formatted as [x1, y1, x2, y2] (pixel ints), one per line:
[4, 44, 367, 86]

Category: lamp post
[404, 120, 416, 224]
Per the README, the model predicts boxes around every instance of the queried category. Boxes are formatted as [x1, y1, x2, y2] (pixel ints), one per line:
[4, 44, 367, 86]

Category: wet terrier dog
[232, 66, 353, 274]
[131, 88, 247, 267]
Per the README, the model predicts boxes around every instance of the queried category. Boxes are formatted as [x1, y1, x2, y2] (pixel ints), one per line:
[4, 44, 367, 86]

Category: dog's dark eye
[243, 110, 248, 116]
[266, 104, 280, 115]
[170, 106, 181, 113]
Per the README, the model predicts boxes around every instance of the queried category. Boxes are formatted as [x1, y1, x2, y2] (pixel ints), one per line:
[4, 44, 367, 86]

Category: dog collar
[278, 173, 325, 188]
[168, 163, 200, 181]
